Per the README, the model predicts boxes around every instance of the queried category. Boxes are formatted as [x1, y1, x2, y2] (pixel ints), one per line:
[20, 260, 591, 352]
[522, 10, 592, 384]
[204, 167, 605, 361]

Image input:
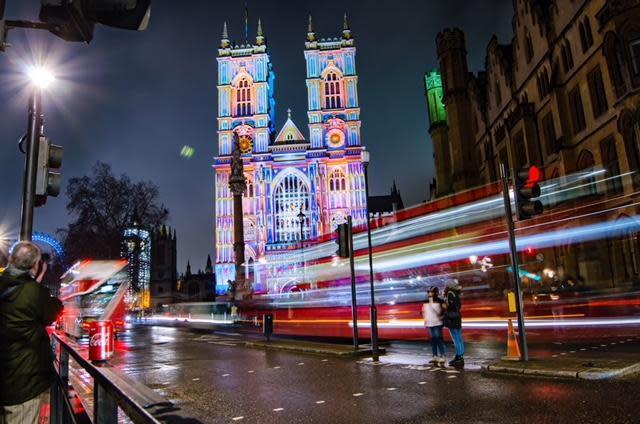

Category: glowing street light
[27, 66, 55, 89]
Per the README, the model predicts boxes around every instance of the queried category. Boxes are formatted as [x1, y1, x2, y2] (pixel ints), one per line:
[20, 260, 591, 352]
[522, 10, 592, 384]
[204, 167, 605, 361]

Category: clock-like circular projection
[238, 135, 254, 154]
[326, 130, 345, 148]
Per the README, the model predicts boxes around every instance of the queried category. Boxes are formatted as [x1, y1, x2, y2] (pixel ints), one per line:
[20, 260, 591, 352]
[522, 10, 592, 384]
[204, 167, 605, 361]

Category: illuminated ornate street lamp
[20, 66, 55, 241]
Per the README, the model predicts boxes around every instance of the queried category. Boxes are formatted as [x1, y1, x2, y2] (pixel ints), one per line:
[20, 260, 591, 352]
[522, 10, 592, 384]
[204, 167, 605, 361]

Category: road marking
[273, 366, 281, 369]
[569, 351, 576, 353]
[418, 381, 427, 385]
[561, 353, 567, 355]
[353, 393, 363, 397]
[430, 368, 439, 372]
[316, 400, 325, 404]
[321, 359, 328, 362]
[297, 362, 305, 366]
[192, 378, 200, 381]
[600, 344, 607, 347]
[232, 417, 244, 421]
[447, 375, 457, 379]
[552, 355, 559, 358]
[610, 342, 616, 345]
[627, 339, 633, 342]
[580, 348, 587, 351]
[273, 408, 284, 412]
[444, 370, 460, 373]
[248, 370, 254, 373]
[222, 374, 230, 377]
[386, 387, 396, 391]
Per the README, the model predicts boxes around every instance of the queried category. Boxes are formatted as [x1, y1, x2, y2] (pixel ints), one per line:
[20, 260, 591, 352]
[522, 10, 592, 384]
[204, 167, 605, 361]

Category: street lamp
[361, 150, 380, 361]
[297, 208, 306, 283]
[20, 66, 54, 241]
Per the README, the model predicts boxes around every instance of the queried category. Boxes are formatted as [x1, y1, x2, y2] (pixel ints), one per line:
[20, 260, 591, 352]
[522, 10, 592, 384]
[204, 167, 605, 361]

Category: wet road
[109, 326, 639, 424]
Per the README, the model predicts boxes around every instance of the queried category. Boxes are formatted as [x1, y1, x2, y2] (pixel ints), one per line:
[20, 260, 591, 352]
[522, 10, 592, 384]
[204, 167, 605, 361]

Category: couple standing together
[422, 280, 465, 367]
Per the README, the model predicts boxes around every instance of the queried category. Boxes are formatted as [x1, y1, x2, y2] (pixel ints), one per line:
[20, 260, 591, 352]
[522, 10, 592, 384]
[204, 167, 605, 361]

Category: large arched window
[272, 172, 310, 243]
[328, 169, 348, 209]
[235, 78, 252, 117]
[323, 71, 342, 109]
[619, 110, 640, 189]
[603, 32, 626, 98]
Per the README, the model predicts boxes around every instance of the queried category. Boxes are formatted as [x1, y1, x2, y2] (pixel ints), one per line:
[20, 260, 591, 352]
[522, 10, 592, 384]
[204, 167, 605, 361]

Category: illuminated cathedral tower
[213, 15, 368, 293]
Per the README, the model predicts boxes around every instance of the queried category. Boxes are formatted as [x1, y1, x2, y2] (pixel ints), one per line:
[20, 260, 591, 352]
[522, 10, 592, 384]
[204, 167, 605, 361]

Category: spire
[287, 108, 292, 120]
[220, 21, 230, 48]
[205, 255, 213, 274]
[342, 12, 352, 40]
[255, 18, 265, 45]
[307, 14, 316, 42]
[186, 260, 192, 277]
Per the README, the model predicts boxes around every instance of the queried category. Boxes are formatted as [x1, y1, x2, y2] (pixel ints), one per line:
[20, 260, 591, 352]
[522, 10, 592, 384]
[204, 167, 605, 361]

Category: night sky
[0, 0, 512, 272]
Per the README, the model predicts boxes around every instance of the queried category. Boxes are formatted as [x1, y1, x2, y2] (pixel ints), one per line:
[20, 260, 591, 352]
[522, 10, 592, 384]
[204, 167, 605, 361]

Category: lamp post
[297, 208, 306, 283]
[20, 67, 54, 241]
[361, 150, 379, 361]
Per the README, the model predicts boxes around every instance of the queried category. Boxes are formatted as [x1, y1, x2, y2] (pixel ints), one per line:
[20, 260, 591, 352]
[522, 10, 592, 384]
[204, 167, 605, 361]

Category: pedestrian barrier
[50, 332, 164, 424]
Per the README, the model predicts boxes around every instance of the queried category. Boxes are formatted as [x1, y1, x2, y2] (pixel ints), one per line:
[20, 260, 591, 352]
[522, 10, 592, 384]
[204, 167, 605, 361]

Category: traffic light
[514, 165, 543, 220]
[35, 136, 63, 207]
[39, 0, 151, 43]
[1, 0, 7, 51]
[335, 223, 349, 258]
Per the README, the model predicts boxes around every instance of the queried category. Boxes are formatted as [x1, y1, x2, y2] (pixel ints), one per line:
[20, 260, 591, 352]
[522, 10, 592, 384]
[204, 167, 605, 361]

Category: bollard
[263, 313, 274, 341]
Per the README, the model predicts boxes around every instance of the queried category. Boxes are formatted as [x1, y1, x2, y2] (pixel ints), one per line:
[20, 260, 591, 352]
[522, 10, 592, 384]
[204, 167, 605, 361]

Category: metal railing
[50, 332, 165, 424]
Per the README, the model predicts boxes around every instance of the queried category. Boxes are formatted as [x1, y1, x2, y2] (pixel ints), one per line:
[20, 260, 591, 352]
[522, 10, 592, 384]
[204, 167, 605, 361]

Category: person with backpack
[443, 279, 465, 367]
[422, 286, 446, 365]
[0, 242, 63, 424]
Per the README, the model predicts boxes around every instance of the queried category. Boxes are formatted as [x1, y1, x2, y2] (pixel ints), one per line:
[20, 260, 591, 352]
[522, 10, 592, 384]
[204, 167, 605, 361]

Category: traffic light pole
[347, 216, 359, 350]
[500, 162, 529, 361]
[20, 88, 42, 241]
[363, 163, 380, 361]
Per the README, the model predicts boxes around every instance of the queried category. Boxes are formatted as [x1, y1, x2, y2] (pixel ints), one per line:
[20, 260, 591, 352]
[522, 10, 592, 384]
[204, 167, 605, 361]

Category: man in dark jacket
[0, 241, 63, 424]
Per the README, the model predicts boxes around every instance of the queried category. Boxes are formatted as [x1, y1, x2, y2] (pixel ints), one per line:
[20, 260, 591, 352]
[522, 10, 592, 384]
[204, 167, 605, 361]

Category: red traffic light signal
[514, 166, 543, 220]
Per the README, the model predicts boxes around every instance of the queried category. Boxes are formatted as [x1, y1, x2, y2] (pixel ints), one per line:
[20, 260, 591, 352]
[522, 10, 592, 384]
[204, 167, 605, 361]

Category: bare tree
[59, 162, 169, 264]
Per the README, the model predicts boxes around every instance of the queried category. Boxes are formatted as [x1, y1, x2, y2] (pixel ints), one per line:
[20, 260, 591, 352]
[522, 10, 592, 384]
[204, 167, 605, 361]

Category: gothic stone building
[428, 0, 640, 288]
[214, 16, 369, 293]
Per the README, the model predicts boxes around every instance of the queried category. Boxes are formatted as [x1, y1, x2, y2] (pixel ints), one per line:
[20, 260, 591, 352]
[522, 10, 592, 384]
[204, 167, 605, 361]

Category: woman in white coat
[422, 286, 446, 365]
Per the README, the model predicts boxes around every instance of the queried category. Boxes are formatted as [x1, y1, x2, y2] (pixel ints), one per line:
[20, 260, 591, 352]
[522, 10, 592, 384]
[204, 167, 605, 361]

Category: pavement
[70, 324, 640, 423]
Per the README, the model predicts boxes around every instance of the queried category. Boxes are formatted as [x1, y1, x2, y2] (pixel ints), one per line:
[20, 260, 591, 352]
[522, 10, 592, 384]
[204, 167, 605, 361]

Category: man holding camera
[0, 241, 63, 424]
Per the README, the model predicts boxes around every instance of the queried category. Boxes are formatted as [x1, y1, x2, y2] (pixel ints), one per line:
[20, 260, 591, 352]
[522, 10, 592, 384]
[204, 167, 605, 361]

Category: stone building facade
[428, 0, 640, 289]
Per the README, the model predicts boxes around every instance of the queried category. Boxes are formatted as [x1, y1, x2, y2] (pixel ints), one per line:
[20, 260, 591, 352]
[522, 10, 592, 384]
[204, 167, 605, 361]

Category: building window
[235, 78, 252, 117]
[600, 137, 623, 194]
[620, 111, 640, 189]
[630, 39, 640, 75]
[587, 66, 608, 118]
[158, 286, 164, 294]
[541, 112, 557, 155]
[273, 172, 310, 243]
[579, 17, 594, 53]
[604, 32, 627, 97]
[537, 68, 551, 98]
[569, 86, 586, 134]
[328, 169, 348, 209]
[561, 41, 574, 73]
[524, 33, 534, 63]
[323, 71, 343, 110]
[494, 83, 502, 107]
